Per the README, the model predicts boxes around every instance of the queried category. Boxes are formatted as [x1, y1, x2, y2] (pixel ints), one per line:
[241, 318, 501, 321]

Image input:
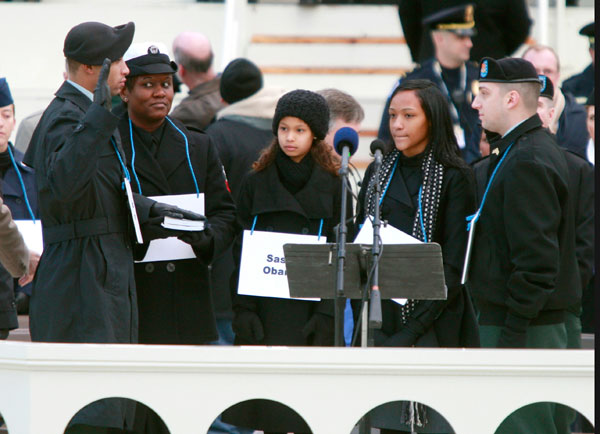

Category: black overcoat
[355, 155, 480, 350]
[119, 114, 237, 344]
[22, 81, 155, 429]
[468, 115, 579, 334]
[223, 159, 351, 433]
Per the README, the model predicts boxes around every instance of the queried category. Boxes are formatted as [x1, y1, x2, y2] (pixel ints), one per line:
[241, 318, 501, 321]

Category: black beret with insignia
[0, 78, 13, 107]
[64, 21, 135, 65]
[422, 4, 476, 37]
[478, 57, 541, 84]
[539, 75, 554, 100]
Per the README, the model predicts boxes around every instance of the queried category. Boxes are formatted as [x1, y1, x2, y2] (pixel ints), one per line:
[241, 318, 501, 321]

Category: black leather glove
[178, 227, 214, 263]
[93, 58, 112, 111]
[302, 312, 335, 346]
[150, 201, 206, 221]
[382, 325, 420, 347]
[497, 324, 527, 348]
[141, 216, 185, 241]
[232, 310, 264, 344]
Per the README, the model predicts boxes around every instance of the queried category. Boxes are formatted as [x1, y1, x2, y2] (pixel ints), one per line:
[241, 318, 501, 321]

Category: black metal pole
[334, 156, 349, 347]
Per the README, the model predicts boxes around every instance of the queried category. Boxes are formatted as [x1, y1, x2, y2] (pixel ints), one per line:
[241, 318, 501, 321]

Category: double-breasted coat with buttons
[119, 114, 238, 345]
[23, 81, 156, 429]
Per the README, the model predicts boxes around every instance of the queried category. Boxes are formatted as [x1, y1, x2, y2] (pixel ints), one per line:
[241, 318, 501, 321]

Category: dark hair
[389, 79, 467, 169]
[252, 136, 340, 176]
[173, 46, 213, 74]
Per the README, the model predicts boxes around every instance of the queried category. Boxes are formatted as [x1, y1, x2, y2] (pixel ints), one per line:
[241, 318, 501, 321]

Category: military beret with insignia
[539, 75, 554, 100]
[123, 41, 177, 77]
[478, 57, 541, 84]
[64, 21, 135, 65]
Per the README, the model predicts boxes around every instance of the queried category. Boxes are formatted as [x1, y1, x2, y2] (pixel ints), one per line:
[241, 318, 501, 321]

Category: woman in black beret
[354, 79, 479, 434]
[222, 89, 352, 434]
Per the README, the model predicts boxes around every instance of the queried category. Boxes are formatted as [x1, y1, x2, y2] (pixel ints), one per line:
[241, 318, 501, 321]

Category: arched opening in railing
[62, 397, 170, 434]
[354, 399, 455, 433]
[494, 401, 595, 434]
[216, 398, 314, 433]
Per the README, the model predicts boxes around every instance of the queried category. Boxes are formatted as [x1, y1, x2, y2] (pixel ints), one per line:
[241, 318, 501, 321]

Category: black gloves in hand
[93, 58, 112, 111]
[302, 312, 335, 346]
[232, 310, 264, 344]
[382, 325, 420, 347]
[150, 202, 206, 221]
[141, 216, 183, 241]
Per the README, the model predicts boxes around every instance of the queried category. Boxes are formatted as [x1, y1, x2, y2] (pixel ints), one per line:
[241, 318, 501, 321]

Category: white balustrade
[0, 342, 594, 434]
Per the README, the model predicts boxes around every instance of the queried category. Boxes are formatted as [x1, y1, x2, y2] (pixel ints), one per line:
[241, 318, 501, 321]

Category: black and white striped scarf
[365, 146, 444, 430]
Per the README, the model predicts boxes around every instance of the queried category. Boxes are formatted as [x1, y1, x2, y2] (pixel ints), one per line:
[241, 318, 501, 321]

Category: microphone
[369, 139, 388, 168]
[333, 127, 359, 176]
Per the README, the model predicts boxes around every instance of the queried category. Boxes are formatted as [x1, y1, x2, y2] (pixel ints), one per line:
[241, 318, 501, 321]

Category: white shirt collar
[502, 118, 528, 138]
[67, 80, 94, 101]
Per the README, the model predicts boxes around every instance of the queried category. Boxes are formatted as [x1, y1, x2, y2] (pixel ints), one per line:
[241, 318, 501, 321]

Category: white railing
[0, 342, 593, 434]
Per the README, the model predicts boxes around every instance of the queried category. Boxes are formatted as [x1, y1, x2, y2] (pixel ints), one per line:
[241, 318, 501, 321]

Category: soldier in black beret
[379, 4, 482, 164]
[562, 22, 595, 103]
[468, 59, 578, 433]
[22, 22, 203, 433]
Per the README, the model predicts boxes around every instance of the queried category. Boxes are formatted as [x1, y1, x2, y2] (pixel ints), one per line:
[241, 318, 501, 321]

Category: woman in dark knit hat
[354, 79, 479, 433]
[223, 89, 351, 434]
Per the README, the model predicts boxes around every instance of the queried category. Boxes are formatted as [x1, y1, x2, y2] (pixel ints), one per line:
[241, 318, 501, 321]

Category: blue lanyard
[251, 215, 324, 240]
[466, 142, 514, 230]
[377, 156, 428, 242]
[110, 138, 131, 189]
[128, 117, 200, 197]
[6, 146, 36, 222]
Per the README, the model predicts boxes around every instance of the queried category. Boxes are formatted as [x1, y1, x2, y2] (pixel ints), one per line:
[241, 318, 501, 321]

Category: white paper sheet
[354, 218, 422, 305]
[137, 194, 205, 263]
[238, 230, 326, 300]
[14, 220, 43, 254]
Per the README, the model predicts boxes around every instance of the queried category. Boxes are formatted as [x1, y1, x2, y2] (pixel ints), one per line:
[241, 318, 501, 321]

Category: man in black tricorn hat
[378, 4, 482, 163]
[467, 58, 578, 433]
[23, 22, 203, 433]
[562, 23, 595, 103]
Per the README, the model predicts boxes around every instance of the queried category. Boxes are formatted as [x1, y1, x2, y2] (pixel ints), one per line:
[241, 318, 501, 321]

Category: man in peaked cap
[22, 22, 202, 433]
[562, 23, 595, 103]
[379, 3, 482, 163]
[469, 59, 577, 433]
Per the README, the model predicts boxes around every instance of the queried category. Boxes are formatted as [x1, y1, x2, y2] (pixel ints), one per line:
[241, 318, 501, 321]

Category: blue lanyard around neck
[7, 146, 36, 222]
[466, 142, 514, 230]
[128, 117, 200, 197]
[251, 215, 324, 240]
[110, 138, 131, 188]
[377, 156, 428, 242]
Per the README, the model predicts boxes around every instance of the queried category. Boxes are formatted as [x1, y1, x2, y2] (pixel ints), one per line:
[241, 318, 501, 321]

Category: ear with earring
[123, 97, 128, 102]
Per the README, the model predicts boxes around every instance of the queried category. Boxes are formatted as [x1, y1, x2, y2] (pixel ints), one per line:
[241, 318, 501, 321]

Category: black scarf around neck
[275, 150, 315, 195]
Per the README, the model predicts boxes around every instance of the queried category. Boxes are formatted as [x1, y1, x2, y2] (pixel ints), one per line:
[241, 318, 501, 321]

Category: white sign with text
[238, 230, 326, 300]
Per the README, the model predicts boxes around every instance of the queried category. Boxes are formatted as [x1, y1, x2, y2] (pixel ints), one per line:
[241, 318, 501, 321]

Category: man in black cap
[398, 0, 531, 64]
[468, 58, 578, 433]
[379, 4, 482, 163]
[23, 22, 201, 434]
[562, 23, 595, 104]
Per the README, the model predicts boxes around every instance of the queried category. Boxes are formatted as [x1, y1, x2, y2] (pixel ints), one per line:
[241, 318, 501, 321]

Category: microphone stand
[334, 146, 350, 347]
[368, 152, 383, 339]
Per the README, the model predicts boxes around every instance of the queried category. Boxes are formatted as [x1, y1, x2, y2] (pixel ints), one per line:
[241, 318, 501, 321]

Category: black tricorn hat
[579, 22, 594, 48]
[539, 75, 554, 100]
[478, 57, 541, 84]
[124, 42, 177, 77]
[422, 4, 476, 36]
[64, 21, 135, 65]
